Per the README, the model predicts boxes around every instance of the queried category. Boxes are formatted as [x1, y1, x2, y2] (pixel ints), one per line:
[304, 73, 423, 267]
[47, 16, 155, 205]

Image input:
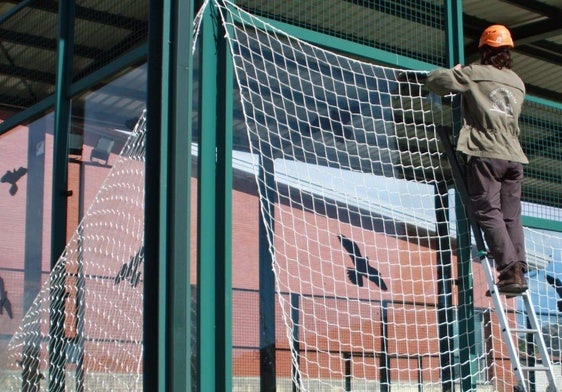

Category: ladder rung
[519, 366, 550, 372]
[511, 328, 539, 334]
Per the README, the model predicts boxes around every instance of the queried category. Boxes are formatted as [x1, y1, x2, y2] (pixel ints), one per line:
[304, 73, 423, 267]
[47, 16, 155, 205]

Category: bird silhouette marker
[0, 276, 13, 319]
[337, 234, 388, 290]
[114, 246, 144, 287]
[545, 274, 562, 312]
[1, 166, 28, 196]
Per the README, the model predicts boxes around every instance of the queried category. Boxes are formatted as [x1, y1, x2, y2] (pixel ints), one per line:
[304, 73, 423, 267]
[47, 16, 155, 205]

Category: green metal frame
[3, 1, 562, 391]
[49, 1, 75, 390]
[144, 0, 163, 389]
[444, 1, 480, 390]
[0, 42, 147, 137]
[230, 10, 437, 71]
[523, 216, 562, 233]
[197, 1, 233, 390]
[162, 0, 194, 390]
[527, 95, 562, 111]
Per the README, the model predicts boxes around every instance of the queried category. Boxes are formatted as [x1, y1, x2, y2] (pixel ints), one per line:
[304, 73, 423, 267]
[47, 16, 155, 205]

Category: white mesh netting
[217, 1, 562, 390]
[0, 112, 146, 391]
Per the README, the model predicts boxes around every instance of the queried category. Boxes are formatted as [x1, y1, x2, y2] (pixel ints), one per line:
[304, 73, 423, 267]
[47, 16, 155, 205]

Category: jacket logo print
[489, 87, 516, 117]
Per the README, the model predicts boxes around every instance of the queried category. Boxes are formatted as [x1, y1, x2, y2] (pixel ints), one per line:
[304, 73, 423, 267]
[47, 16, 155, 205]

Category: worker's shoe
[496, 264, 528, 296]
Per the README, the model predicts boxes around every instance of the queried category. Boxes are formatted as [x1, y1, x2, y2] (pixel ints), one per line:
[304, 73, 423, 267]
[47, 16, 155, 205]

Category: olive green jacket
[426, 64, 528, 164]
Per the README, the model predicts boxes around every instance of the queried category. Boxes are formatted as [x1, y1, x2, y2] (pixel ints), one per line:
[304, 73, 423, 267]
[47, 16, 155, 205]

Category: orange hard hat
[478, 25, 514, 48]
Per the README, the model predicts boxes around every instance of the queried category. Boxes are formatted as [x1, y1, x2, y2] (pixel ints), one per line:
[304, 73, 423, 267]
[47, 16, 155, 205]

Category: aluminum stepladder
[435, 125, 558, 392]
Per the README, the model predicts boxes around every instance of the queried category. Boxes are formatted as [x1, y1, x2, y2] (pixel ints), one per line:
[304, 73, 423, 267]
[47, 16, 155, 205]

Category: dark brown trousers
[466, 157, 526, 272]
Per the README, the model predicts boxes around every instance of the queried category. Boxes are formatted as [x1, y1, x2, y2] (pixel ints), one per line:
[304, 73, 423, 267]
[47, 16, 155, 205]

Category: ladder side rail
[434, 126, 486, 256]
[522, 293, 557, 388]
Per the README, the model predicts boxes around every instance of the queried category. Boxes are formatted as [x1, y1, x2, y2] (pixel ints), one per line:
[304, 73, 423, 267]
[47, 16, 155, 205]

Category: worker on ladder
[425, 25, 528, 296]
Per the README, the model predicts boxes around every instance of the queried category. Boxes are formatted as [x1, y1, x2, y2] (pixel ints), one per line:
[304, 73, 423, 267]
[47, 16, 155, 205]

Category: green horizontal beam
[0, 43, 147, 137]
[523, 216, 562, 233]
[229, 10, 437, 71]
[526, 95, 562, 111]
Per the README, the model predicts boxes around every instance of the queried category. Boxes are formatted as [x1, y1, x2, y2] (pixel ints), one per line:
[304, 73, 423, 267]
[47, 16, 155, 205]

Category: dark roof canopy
[0, 0, 148, 126]
[0, 0, 560, 122]
[462, 0, 562, 103]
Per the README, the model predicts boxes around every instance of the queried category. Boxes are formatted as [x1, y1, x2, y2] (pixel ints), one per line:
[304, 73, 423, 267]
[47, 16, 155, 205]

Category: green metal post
[22, 117, 46, 391]
[259, 153, 277, 391]
[446, 2, 477, 390]
[215, 5, 234, 390]
[145, 0, 164, 390]
[146, 0, 194, 391]
[49, 0, 75, 390]
[435, 181, 455, 392]
[198, 1, 233, 390]
[446, 0, 464, 66]
[198, 5, 217, 390]
[163, 0, 194, 390]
